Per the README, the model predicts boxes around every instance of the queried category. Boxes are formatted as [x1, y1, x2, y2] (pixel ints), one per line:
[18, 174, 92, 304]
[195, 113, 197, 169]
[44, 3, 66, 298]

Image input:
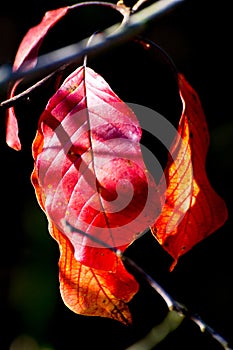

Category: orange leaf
[32, 165, 139, 324]
[50, 221, 139, 324]
[151, 73, 228, 270]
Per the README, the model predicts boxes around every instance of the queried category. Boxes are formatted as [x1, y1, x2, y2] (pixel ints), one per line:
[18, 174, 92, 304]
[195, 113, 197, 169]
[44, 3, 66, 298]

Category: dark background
[0, 1, 232, 349]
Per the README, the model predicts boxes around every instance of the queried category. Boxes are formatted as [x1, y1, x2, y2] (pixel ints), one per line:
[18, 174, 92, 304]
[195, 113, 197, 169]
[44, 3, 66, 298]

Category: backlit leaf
[32, 67, 158, 270]
[31, 65, 159, 271]
[151, 73, 228, 270]
[30, 64, 160, 321]
[49, 221, 139, 324]
[6, 7, 69, 150]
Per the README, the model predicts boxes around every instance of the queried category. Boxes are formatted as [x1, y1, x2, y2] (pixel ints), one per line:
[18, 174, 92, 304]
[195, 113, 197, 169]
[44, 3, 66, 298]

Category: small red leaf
[13, 8, 69, 72]
[5, 83, 21, 150]
[5, 7, 69, 150]
[151, 73, 228, 270]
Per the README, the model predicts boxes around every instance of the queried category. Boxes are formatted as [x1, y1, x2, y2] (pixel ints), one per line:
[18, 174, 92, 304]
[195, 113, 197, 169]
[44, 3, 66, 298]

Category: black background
[0, 1, 232, 349]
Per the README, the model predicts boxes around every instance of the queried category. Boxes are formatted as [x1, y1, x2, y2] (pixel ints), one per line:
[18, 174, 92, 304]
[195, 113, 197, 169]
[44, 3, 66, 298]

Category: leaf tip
[6, 137, 22, 151]
[169, 259, 178, 272]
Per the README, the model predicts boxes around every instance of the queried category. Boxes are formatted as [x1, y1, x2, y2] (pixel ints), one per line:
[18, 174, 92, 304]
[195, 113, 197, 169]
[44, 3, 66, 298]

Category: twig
[131, 0, 151, 13]
[0, 0, 184, 88]
[0, 64, 69, 109]
[0, 1, 131, 109]
[124, 255, 232, 350]
[64, 220, 232, 350]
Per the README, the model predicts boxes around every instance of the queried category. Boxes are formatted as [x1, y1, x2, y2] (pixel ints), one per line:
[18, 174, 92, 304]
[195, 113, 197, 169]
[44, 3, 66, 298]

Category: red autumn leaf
[6, 7, 69, 150]
[31, 64, 159, 271]
[150, 73, 228, 271]
[30, 64, 159, 321]
[13, 8, 69, 72]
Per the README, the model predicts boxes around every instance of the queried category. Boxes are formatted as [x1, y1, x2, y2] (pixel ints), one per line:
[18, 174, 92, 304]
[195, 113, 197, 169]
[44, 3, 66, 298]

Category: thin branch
[131, 0, 151, 13]
[0, 1, 130, 109]
[0, 64, 68, 109]
[64, 220, 232, 350]
[0, 0, 184, 89]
